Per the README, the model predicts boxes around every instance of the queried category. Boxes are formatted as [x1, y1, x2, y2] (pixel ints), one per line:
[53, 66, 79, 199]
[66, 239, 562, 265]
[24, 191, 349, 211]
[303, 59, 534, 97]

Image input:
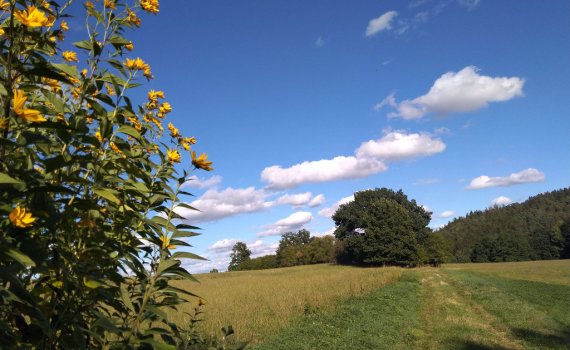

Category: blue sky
[69, 0, 570, 272]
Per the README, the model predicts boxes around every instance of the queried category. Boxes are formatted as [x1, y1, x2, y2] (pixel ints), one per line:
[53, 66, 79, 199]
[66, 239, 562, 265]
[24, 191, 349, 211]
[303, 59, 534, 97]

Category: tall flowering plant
[0, 1, 223, 348]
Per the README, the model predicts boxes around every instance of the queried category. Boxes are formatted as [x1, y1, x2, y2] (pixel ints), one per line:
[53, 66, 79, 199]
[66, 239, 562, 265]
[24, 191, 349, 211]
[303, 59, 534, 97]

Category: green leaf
[6, 248, 36, 267]
[73, 40, 92, 51]
[52, 63, 78, 79]
[0, 173, 24, 185]
[93, 187, 121, 205]
[172, 252, 206, 261]
[120, 284, 135, 312]
[117, 125, 141, 141]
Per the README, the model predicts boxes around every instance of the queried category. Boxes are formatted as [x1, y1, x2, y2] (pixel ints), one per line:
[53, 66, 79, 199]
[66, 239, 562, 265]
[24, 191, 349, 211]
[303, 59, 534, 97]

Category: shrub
[0, 1, 228, 348]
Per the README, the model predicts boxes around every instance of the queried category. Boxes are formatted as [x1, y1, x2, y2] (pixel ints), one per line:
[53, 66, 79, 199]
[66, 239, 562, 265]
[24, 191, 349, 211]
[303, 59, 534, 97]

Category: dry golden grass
[443, 259, 570, 285]
[170, 264, 402, 344]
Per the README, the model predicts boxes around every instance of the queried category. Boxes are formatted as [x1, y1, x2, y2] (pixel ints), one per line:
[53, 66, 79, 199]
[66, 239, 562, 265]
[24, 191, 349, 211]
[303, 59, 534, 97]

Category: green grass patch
[251, 271, 424, 350]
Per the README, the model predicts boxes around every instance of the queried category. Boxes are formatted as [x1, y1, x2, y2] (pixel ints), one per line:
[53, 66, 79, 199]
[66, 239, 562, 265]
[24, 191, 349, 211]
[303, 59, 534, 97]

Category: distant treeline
[439, 187, 570, 263]
[227, 230, 336, 271]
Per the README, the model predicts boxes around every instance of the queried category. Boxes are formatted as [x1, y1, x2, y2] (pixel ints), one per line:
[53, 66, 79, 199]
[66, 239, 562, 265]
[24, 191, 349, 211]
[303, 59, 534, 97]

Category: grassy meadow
[174, 260, 570, 349]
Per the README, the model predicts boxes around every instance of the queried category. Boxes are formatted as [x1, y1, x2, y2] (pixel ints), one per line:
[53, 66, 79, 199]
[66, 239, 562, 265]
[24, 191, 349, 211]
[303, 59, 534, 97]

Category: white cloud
[261, 156, 387, 190]
[365, 11, 398, 37]
[249, 240, 279, 258]
[315, 36, 325, 47]
[491, 196, 513, 207]
[437, 210, 455, 218]
[276, 192, 313, 208]
[356, 131, 446, 161]
[421, 204, 432, 213]
[377, 66, 525, 120]
[318, 195, 354, 218]
[466, 168, 545, 190]
[175, 187, 273, 223]
[208, 238, 238, 253]
[308, 194, 326, 207]
[183, 175, 222, 189]
[258, 211, 313, 237]
[313, 227, 336, 237]
[458, 0, 480, 10]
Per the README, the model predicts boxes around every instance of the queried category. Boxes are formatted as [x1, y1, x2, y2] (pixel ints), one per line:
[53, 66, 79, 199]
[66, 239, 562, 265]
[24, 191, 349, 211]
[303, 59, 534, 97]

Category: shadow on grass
[511, 327, 570, 349]
[444, 339, 511, 350]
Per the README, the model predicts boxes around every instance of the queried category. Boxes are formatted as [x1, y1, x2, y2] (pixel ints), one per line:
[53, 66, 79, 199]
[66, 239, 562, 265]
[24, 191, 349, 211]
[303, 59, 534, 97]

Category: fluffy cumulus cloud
[437, 210, 455, 218]
[276, 192, 312, 208]
[466, 168, 545, 190]
[318, 195, 354, 218]
[377, 66, 525, 120]
[261, 130, 445, 189]
[183, 175, 222, 189]
[261, 156, 387, 190]
[356, 131, 445, 161]
[258, 211, 313, 237]
[491, 196, 513, 207]
[365, 11, 398, 36]
[208, 238, 238, 253]
[308, 194, 326, 207]
[175, 187, 272, 223]
[249, 240, 279, 258]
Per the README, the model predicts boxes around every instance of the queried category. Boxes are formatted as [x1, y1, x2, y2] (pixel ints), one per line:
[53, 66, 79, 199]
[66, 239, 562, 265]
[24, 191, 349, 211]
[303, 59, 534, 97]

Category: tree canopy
[333, 188, 435, 266]
[228, 242, 252, 271]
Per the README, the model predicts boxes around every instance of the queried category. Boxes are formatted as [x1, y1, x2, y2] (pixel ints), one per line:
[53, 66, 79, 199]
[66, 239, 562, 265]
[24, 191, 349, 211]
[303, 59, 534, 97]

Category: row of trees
[228, 188, 449, 271]
[439, 188, 570, 262]
[227, 230, 336, 271]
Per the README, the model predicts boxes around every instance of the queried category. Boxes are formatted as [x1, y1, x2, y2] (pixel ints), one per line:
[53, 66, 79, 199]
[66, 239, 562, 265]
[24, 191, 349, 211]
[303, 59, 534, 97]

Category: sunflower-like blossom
[191, 151, 213, 171]
[9, 206, 36, 228]
[127, 9, 141, 27]
[62, 51, 78, 62]
[14, 6, 51, 27]
[140, 0, 159, 14]
[167, 122, 180, 138]
[167, 149, 181, 163]
[13, 90, 46, 122]
[159, 235, 175, 250]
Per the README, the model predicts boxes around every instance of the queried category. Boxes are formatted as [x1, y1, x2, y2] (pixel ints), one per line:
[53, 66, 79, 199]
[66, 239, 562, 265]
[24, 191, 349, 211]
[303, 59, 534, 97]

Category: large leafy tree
[333, 188, 432, 266]
[228, 242, 251, 271]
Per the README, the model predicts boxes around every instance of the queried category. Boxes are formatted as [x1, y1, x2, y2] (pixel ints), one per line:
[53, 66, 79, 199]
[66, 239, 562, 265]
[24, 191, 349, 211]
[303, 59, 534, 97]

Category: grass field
[174, 260, 570, 349]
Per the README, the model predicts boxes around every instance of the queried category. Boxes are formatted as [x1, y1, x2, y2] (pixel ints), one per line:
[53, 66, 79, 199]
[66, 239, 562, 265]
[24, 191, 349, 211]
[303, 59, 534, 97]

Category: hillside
[438, 188, 570, 262]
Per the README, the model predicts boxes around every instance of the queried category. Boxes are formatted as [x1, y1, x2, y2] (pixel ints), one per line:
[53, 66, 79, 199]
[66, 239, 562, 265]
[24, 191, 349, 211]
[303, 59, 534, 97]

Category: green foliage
[333, 188, 435, 266]
[0, 1, 221, 348]
[231, 231, 337, 271]
[228, 242, 251, 271]
[439, 187, 570, 262]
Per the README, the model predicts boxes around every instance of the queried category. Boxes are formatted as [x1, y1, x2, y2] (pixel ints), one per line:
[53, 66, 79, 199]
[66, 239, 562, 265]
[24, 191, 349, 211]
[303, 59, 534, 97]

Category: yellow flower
[109, 141, 125, 157]
[127, 116, 142, 131]
[159, 235, 175, 250]
[9, 206, 36, 228]
[123, 57, 149, 74]
[86, 1, 95, 10]
[167, 149, 181, 163]
[167, 122, 180, 138]
[61, 20, 69, 31]
[127, 9, 141, 27]
[0, 28, 4, 36]
[104, 0, 116, 10]
[0, 0, 9, 10]
[43, 78, 61, 92]
[62, 51, 78, 62]
[148, 90, 165, 102]
[158, 102, 172, 117]
[125, 42, 134, 51]
[142, 65, 152, 79]
[13, 90, 46, 123]
[140, 0, 159, 14]
[0, 118, 8, 130]
[95, 131, 103, 143]
[191, 151, 213, 171]
[14, 6, 51, 27]
[179, 136, 196, 151]
[105, 83, 115, 96]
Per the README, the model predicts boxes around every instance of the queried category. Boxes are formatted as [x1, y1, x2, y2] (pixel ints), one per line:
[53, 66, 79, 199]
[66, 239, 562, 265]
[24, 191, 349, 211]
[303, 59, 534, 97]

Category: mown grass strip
[251, 271, 423, 350]
[446, 269, 570, 349]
